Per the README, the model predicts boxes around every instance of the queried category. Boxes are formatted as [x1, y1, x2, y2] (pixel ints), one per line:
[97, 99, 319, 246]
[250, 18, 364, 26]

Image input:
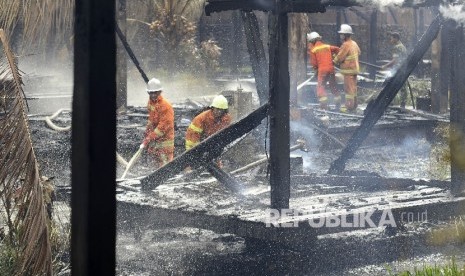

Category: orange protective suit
[333, 38, 361, 111]
[308, 41, 341, 109]
[144, 95, 175, 168]
[185, 109, 232, 151]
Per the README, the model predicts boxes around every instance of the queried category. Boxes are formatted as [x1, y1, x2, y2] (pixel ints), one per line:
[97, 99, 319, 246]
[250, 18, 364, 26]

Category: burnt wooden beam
[116, 0, 127, 109]
[206, 0, 440, 15]
[206, 0, 352, 15]
[369, 10, 378, 80]
[241, 11, 268, 105]
[348, 7, 370, 22]
[269, 10, 290, 209]
[72, 0, 117, 274]
[328, 15, 442, 175]
[342, 9, 349, 24]
[205, 162, 243, 194]
[115, 23, 149, 83]
[231, 10, 242, 74]
[140, 104, 269, 189]
[439, 20, 454, 112]
[450, 22, 465, 195]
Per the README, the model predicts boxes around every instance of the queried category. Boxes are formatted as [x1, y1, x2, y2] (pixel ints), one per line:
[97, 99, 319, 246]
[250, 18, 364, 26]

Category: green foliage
[0, 242, 19, 275]
[392, 259, 465, 276]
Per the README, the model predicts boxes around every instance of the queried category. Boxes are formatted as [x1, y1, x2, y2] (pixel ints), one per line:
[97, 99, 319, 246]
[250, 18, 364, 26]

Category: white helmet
[307, 32, 321, 42]
[211, 95, 228, 110]
[146, 78, 163, 93]
[338, 24, 353, 34]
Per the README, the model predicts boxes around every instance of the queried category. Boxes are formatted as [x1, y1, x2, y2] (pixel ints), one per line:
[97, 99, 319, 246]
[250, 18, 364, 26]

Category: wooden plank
[140, 104, 269, 189]
[328, 15, 442, 174]
[117, 189, 465, 245]
[72, 0, 117, 274]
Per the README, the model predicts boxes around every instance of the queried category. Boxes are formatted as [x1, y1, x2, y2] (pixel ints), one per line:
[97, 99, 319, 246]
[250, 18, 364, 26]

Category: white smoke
[439, 4, 465, 24]
[290, 121, 321, 171]
[356, 0, 405, 10]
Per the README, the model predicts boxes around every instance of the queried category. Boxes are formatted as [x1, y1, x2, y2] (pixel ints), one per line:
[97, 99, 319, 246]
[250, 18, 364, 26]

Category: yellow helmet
[211, 95, 228, 110]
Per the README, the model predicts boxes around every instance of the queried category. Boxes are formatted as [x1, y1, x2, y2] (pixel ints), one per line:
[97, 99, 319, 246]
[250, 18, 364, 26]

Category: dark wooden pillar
[449, 22, 465, 195]
[72, 0, 117, 274]
[269, 10, 290, 209]
[116, 0, 127, 110]
[232, 10, 242, 75]
[241, 11, 269, 105]
[369, 10, 378, 79]
[336, 9, 342, 46]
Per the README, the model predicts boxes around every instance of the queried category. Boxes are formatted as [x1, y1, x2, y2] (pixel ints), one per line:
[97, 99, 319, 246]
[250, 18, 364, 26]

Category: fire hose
[44, 108, 130, 167]
[44, 108, 71, 131]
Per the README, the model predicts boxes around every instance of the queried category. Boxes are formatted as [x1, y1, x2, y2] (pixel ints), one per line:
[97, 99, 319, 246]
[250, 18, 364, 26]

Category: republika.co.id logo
[265, 208, 427, 228]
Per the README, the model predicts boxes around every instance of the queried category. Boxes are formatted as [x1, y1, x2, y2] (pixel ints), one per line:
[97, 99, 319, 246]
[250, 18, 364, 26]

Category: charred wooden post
[328, 15, 442, 175]
[116, 0, 127, 110]
[369, 10, 378, 80]
[140, 104, 269, 189]
[232, 10, 242, 75]
[72, 0, 116, 274]
[336, 9, 342, 45]
[241, 11, 269, 105]
[449, 22, 465, 195]
[431, 20, 453, 113]
[269, 10, 290, 209]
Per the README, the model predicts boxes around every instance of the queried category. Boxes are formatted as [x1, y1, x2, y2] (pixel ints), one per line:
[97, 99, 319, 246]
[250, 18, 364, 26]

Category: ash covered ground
[24, 67, 462, 276]
[27, 108, 465, 275]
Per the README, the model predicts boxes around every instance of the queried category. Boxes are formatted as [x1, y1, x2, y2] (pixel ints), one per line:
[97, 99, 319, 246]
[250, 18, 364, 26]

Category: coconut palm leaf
[0, 29, 52, 276]
[0, 0, 74, 50]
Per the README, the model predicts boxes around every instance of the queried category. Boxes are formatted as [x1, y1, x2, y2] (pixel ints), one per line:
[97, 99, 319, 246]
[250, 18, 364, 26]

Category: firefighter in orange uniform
[307, 31, 341, 110]
[140, 78, 175, 168]
[333, 24, 361, 112]
[185, 95, 231, 152]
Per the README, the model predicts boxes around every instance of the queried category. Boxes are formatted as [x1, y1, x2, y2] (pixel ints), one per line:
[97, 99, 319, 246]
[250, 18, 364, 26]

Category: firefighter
[307, 31, 341, 110]
[140, 78, 175, 168]
[333, 24, 361, 112]
[381, 32, 408, 108]
[185, 95, 231, 151]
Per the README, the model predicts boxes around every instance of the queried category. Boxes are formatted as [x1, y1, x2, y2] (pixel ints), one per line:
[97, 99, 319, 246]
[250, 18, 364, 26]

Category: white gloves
[139, 144, 145, 149]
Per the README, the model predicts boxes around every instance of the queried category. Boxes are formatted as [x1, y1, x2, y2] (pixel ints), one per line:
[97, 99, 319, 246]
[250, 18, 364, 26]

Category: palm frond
[0, 0, 74, 51]
[0, 29, 52, 276]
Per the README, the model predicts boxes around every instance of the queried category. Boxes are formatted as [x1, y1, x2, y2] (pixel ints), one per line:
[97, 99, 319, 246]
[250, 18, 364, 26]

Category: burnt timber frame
[72, 0, 117, 274]
[328, 15, 443, 174]
[204, 0, 448, 210]
[140, 103, 269, 190]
